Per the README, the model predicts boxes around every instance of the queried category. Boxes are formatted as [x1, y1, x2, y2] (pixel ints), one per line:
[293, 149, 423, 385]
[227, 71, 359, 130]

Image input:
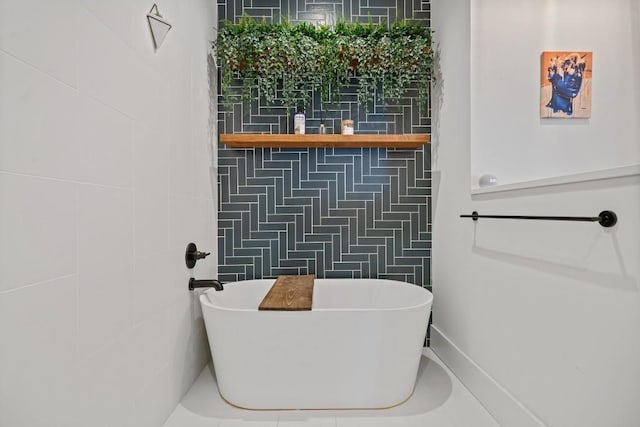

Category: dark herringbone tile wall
[217, 0, 432, 288]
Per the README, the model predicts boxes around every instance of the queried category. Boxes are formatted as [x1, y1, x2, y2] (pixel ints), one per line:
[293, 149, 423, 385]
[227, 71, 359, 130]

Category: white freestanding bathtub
[200, 278, 433, 410]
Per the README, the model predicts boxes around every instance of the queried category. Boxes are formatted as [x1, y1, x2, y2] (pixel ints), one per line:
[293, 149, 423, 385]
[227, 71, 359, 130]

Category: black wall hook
[185, 242, 210, 269]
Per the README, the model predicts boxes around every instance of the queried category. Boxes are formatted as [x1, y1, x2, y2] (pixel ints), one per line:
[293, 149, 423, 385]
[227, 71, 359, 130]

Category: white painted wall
[470, 0, 640, 188]
[432, 0, 640, 426]
[0, 1, 217, 425]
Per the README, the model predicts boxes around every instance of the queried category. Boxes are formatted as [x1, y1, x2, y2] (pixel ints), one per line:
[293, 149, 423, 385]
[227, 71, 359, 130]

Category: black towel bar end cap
[598, 210, 617, 228]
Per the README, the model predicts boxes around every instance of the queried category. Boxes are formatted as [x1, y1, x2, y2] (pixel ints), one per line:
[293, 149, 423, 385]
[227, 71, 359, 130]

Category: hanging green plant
[213, 15, 433, 117]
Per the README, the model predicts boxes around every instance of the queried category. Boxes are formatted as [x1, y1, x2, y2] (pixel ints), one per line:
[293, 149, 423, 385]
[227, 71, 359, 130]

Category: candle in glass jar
[294, 113, 305, 134]
[341, 119, 354, 135]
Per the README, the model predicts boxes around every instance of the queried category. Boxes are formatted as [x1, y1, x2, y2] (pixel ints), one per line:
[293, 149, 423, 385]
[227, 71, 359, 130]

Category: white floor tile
[335, 417, 410, 427]
[163, 406, 219, 427]
[443, 383, 500, 427]
[404, 410, 455, 427]
[163, 349, 498, 427]
[218, 421, 278, 427]
[277, 415, 337, 427]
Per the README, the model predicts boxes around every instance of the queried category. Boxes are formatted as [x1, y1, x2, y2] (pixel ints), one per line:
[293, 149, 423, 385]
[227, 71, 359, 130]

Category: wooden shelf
[220, 133, 429, 149]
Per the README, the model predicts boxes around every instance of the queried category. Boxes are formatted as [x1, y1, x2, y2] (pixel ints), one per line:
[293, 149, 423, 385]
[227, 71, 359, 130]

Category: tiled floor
[164, 349, 499, 427]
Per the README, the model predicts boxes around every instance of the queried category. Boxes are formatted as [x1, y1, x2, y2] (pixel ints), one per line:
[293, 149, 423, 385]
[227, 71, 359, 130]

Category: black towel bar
[460, 210, 617, 228]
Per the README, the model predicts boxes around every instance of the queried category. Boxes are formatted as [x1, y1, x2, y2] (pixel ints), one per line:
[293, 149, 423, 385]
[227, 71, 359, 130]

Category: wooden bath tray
[258, 275, 314, 311]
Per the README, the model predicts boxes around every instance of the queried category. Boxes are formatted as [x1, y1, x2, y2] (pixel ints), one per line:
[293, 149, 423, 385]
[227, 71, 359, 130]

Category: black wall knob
[185, 242, 210, 269]
[598, 210, 617, 228]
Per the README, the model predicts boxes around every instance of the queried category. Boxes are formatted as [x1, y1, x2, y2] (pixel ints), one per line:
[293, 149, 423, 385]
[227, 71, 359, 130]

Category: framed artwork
[540, 51, 592, 118]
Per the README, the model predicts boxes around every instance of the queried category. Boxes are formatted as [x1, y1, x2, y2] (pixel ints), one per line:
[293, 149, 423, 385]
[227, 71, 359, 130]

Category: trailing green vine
[213, 15, 433, 116]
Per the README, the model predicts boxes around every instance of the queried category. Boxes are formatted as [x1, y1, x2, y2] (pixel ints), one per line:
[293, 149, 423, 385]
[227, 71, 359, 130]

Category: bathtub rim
[200, 278, 433, 313]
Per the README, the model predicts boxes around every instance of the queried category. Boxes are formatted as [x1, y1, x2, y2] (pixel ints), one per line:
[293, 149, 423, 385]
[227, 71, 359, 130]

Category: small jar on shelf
[294, 112, 305, 134]
[341, 119, 354, 135]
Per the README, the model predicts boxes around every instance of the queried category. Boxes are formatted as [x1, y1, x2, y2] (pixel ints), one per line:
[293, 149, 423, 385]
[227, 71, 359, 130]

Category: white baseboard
[430, 325, 546, 427]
